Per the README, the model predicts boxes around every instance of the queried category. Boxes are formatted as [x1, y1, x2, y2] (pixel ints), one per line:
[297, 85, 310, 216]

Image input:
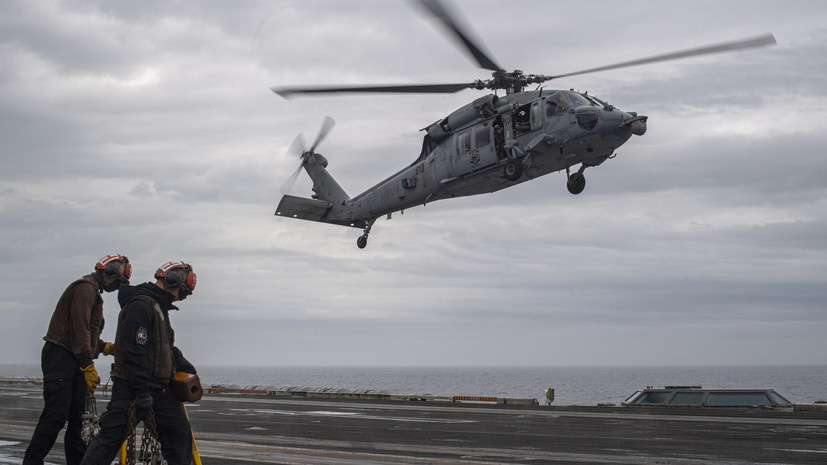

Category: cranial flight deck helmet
[95, 254, 132, 292]
[155, 261, 196, 300]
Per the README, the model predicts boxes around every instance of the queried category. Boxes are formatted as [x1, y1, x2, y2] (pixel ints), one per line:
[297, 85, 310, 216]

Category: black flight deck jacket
[110, 282, 195, 396]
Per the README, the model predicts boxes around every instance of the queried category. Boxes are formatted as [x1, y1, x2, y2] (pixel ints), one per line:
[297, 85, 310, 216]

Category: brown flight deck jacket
[43, 274, 105, 368]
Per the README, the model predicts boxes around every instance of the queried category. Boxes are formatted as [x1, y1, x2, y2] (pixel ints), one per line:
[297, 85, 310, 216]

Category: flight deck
[2, 380, 826, 464]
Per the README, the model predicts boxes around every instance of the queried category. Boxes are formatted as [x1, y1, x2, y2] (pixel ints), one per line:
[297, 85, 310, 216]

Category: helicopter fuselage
[276, 89, 646, 235]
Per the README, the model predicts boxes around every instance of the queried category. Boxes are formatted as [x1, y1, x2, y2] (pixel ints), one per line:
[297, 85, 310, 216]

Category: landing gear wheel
[357, 219, 375, 249]
[567, 172, 586, 195]
[503, 159, 523, 181]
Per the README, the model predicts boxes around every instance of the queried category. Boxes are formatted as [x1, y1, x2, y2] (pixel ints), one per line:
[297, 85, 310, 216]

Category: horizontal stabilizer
[275, 195, 331, 222]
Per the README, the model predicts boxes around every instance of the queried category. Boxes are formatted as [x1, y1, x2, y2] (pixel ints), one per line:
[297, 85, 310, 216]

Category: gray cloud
[2, 0, 826, 367]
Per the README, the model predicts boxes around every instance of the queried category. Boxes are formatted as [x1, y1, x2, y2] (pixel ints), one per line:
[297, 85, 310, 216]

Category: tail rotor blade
[280, 133, 307, 195]
[280, 163, 304, 195]
[287, 133, 307, 158]
[309, 116, 335, 153]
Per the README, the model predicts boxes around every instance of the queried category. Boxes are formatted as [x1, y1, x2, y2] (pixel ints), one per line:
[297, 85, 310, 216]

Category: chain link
[80, 391, 100, 446]
[126, 400, 167, 465]
[126, 401, 136, 465]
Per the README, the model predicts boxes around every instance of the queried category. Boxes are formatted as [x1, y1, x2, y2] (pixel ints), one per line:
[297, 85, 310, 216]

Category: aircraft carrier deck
[2, 380, 826, 464]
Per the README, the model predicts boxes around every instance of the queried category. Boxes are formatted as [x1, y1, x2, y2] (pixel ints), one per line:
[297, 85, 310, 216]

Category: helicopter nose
[621, 114, 647, 136]
[630, 119, 647, 136]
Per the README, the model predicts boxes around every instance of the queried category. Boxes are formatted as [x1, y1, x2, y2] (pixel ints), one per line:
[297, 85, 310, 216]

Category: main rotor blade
[417, 0, 503, 72]
[552, 33, 777, 80]
[309, 116, 335, 154]
[272, 82, 476, 98]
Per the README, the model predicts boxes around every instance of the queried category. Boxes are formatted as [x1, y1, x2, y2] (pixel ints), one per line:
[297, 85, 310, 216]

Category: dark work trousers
[23, 341, 88, 465]
[80, 378, 192, 465]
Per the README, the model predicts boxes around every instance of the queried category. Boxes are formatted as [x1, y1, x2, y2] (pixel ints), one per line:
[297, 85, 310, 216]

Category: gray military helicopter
[273, 0, 775, 249]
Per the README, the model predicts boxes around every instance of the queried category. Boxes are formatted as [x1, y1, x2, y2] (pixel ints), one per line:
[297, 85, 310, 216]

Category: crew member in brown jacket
[80, 260, 197, 465]
[23, 254, 132, 465]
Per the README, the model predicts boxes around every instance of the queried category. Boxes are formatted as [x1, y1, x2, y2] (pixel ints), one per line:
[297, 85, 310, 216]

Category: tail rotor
[279, 117, 335, 195]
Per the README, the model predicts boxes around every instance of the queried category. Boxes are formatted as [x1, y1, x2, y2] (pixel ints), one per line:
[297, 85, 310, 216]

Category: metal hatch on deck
[622, 386, 793, 408]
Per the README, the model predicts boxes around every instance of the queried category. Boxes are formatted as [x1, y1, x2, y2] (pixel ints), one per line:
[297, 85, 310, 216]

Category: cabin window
[457, 130, 471, 153]
[514, 104, 531, 134]
[475, 125, 490, 148]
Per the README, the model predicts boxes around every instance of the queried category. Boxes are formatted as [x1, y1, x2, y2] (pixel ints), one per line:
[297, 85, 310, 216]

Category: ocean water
[3, 364, 825, 405]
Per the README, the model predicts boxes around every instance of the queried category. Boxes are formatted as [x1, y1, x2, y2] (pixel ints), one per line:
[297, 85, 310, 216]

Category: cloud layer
[2, 0, 825, 367]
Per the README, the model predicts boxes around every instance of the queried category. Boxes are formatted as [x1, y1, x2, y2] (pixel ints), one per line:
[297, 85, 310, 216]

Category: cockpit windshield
[565, 92, 594, 108]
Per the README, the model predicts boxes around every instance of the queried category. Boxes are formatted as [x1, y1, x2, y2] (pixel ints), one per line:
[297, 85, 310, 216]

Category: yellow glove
[81, 364, 100, 391]
[102, 342, 115, 356]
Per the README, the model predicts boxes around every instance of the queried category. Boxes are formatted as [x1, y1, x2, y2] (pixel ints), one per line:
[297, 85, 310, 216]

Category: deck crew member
[80, 261, 198, 465]
[23, 254, 131, 465]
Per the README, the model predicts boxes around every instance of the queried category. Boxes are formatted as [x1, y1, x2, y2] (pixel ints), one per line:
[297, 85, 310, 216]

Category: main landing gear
[566, 165, 586, 195]
[357, 218, 376, 249]
[503, 159, 523, 181]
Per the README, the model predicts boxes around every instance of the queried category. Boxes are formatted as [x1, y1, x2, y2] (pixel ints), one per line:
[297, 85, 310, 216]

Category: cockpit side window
[546, 93, 568, 116]
[530, 102, 542, 130]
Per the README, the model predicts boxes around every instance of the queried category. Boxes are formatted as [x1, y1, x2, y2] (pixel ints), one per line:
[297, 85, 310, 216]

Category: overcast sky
[1, 0, 825, 369]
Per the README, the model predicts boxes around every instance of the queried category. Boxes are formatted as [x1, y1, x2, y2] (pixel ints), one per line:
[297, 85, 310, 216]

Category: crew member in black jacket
[80, 261, 197, 465]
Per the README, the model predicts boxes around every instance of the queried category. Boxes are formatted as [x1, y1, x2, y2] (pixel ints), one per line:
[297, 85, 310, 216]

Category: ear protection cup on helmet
[155, 261, 197, 294]
[104, 261, 120, 276]
[96, 254, 132, 281]
[164, 269, 183, 286]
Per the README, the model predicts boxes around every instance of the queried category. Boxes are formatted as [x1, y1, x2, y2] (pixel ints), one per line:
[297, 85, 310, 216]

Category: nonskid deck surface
[2, 382, 826, 464]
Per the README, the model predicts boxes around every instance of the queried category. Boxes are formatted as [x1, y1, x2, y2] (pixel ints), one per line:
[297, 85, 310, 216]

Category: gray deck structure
[2, 381, 826, 464]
